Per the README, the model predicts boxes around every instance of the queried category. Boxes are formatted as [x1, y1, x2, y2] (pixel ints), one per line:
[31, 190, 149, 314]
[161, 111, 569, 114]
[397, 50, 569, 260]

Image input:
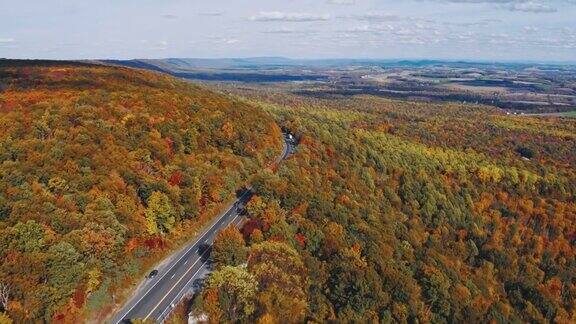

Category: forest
[190, 86, 576, 323]
[0, 61, 282, 322]
[0, 60, 574, 323]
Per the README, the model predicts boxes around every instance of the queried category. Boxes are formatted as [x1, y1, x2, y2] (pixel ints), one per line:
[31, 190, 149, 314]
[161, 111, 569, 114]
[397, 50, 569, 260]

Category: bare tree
[0, 282, 10, 311]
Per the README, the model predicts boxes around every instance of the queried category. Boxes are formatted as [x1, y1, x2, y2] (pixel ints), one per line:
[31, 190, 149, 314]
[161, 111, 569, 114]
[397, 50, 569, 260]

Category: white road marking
[114, 190, 251, 323]
[144, 209, 243, 320]
[157, 213, 243, 320]
[115, 137, 290, 323]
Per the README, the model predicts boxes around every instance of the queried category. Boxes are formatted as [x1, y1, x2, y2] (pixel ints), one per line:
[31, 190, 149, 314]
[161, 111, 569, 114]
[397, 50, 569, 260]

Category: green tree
[145, 191, 176, 234]
[10, 220, 45, 253]
[46, 242, 85, 312]
[201, 266, 258, 322]
[212, 225, 248, 268]
[183, 128, 198, 154]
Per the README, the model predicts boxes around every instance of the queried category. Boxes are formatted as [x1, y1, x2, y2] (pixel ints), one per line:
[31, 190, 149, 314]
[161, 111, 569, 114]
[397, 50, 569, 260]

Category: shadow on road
[235, 188, 247, 198]
[192, 277, 206, 291]
[197, 243, 212, 262]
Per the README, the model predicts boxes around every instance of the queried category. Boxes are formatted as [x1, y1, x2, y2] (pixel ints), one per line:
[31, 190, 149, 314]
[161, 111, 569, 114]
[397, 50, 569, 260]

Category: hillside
[189, 86, 576, 323]
[0, 60, 282, 322]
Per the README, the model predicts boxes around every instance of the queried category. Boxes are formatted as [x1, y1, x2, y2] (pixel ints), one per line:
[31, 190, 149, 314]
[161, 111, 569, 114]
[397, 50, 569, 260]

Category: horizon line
[2, 56, 576, 66]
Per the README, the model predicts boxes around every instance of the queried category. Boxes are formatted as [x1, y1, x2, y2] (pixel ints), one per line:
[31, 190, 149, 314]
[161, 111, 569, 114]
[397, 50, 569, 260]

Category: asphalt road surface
[111, 136, 293, 323]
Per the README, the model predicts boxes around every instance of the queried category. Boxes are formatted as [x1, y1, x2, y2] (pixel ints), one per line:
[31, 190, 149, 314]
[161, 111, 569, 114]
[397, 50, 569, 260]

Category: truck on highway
[284, 132, 295, 143]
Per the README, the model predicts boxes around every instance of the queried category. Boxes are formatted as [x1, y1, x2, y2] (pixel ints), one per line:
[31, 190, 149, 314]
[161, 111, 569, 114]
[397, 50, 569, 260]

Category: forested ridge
[0, 60, 574, 323]
[193, 88, 576, 323]
[0, 61, 282, 322]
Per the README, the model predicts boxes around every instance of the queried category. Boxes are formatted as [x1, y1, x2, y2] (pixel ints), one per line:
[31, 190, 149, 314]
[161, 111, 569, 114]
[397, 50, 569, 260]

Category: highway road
[111, 135, 294, 323]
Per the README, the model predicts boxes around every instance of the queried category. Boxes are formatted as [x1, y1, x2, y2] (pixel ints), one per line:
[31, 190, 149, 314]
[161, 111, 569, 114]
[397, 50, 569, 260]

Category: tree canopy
[0, 61, 282, 322]
[193, 85, 576, 323]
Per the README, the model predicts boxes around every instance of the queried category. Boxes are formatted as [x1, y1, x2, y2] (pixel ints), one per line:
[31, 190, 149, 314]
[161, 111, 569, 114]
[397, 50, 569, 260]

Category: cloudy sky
[1, 0, 575, 62]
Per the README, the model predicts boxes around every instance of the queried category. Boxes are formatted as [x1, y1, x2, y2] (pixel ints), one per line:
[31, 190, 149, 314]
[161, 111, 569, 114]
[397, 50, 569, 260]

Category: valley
[104, 58, 576, 115]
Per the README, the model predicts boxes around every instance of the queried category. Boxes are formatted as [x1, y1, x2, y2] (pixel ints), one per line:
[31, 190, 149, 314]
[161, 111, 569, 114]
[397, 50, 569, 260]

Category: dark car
[147, 269, 159, 279]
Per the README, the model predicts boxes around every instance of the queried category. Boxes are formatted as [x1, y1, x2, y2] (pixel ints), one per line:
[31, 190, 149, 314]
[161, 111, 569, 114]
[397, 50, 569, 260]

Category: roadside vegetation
[0, 61, 282, 322]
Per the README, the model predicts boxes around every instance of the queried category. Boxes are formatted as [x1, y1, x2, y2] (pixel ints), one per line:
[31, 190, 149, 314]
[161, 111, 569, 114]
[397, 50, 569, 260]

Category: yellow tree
[145, 191, 176, 234]
[248, 242, 308, 323]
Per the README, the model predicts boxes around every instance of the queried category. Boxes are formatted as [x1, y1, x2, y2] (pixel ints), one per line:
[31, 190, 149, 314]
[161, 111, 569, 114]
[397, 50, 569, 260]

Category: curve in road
[111, 134, 294, 323]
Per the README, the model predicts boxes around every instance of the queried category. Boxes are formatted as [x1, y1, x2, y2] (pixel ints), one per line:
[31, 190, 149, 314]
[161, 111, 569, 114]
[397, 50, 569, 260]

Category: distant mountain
[101, 58, 331, 82]
[102, 57, 575, 71]
[98, 57, 576, 85]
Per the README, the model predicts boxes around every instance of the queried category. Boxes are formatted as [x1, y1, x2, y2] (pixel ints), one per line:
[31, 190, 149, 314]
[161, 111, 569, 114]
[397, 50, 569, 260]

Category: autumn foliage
[193, 86, 575, 323]
[0, 60, 282, 322]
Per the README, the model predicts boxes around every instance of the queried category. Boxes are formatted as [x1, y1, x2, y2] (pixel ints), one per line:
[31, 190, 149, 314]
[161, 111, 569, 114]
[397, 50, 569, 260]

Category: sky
[1, 0, 575, 62]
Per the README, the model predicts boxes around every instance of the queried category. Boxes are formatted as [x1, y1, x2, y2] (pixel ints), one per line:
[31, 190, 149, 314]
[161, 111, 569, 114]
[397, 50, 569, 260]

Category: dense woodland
[0, 61, 282, 322]
[0, 61, 574, 323]
[192, 87, 576, 323]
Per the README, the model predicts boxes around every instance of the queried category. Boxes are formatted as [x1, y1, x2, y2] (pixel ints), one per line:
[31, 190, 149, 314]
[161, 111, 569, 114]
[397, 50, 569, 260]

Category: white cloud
[327, 0, 356, 4]
[354, 12, 403, 22]
[502, 1, 557, 12]
[262, 28, 319, 34]
[249, 11, 330, 22]
[150, 40, 168, 51]
[207, 36, 241, 45]
[0, 38, 17, 49]
[1, 0, 574, 61]
[199, 12, 224, 17]
[425, 0, 571, 13]
[337, 24, 395, 35]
